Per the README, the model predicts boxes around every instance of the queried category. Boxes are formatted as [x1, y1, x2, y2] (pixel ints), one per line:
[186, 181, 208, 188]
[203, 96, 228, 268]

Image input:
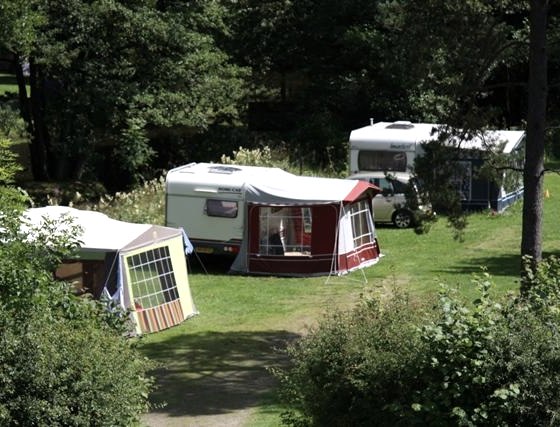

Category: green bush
[221, 145, 295, 172]
[0, 301, 153, 426]
[274, 289, 428, 426]
[276, 260, 560, 426]
[79, 176, 166, 225]
[0, 190, 154, 426]
[409, 265, 560, 425]
[21, 180, 107, 207]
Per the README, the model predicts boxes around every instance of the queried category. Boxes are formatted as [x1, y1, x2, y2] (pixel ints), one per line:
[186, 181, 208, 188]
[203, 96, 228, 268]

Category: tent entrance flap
[54, 252, 118, 298]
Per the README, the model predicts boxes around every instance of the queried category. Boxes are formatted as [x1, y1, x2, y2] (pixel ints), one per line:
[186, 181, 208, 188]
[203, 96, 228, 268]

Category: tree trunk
[14, 57, 47, 180]
[28, 60, 52, 181]
[521, 0, 548, 291]
[15, 57, 52, 181]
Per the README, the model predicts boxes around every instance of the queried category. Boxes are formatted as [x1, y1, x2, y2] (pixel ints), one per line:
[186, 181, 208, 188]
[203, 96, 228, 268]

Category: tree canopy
[1, 0, 247, 184]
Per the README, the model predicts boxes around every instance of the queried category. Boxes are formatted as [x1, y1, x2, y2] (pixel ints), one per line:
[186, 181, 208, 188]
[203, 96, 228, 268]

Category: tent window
[358, 150, 407, 172]
[206, 199, 238, 218]
[258, 207, 312, 256]
[349, 200, 375, 247]
[126, 245, 180, 310]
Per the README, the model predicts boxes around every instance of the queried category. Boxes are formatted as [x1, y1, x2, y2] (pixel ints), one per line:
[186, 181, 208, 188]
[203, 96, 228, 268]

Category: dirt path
[142, 367, 275, 427]
[141, 331, 300, 427]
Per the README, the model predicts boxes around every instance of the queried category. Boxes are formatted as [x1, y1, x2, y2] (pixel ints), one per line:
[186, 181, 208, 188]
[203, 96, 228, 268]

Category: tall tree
[228, 0, 422, 170]
[391, 0, 559, 278]
[521, 0, 548, 272]
[1, 0, 247, 185]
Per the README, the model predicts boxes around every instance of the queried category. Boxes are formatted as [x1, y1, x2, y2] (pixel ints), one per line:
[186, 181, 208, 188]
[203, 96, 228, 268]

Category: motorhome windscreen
[349, 200, 375, 247]
[358, 150, 407, 171]
[126, 246, 180, 310]
[258, 206, 312, 256]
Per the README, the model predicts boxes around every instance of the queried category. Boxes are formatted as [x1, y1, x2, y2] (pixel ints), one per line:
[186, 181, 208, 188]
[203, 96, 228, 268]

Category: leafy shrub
[277, 260, 560, 426]
[221, 145, 292, 171]
[410, 266, 560, 425]
[21, 180, 107, 207]
[0, 137, 22, 183]
[0, 191, 154, 425]
[0, 297, 154, 426]
[220, 145, 343, 177]
[274, 289, 428, 426]
[80, 176, 166, 225]
[0, 104, 27, 182]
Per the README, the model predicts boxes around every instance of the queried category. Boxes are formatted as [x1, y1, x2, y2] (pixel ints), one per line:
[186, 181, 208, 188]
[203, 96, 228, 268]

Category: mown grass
[115, 171, 560, 426]
[0, 73, 19, 95]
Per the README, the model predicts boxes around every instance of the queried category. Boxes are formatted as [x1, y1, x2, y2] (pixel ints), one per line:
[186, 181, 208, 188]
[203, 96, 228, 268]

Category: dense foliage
[274, 289, 427, 426]
[276, 259, 560, 426]
[85, 175, 166, 225]
[0, 187, 154, 425]
[4, 0, 556, 184]
[1, 0, 247, 185]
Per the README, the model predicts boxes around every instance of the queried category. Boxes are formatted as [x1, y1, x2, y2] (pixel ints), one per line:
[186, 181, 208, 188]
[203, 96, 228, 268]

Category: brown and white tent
[23, 206, 198, 334]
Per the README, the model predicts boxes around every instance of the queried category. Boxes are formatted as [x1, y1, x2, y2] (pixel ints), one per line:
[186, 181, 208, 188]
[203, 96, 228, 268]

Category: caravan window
[206, 199, 238, 218]
[358, 150, 407, 172]
[258, 207, 312, 256]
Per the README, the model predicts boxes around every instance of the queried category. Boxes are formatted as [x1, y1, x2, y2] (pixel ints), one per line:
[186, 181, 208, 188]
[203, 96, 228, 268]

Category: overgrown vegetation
[275, 259, 560, 426]
[0, 154, 154, 424]
[273, 288, 429, 427]
[221, 146, 288, 169]
[80, 176, 166, 225]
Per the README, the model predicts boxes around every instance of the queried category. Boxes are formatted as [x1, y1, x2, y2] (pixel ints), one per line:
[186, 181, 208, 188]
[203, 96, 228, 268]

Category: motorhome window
[206, 199, 238, 218]
[258, 207, 312, 256]
[349, 200, 375, 248]
[126, 246, 180, 310]
[358, 150, 407, 171]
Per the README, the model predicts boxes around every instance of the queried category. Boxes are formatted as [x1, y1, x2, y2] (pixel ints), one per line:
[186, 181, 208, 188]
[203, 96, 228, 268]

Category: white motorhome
[348, 120, 526, 211]
[349, 120, 437, 174]
[165, 162, 382, 276]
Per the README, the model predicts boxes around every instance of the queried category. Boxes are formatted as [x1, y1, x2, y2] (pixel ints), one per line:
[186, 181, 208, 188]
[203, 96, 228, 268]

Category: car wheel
[393, 210, 413, 228]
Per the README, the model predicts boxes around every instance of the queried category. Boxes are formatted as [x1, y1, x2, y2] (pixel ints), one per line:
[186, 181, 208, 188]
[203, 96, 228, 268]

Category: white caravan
[349, 120, 437, 175]
[165, 162, 382, 276]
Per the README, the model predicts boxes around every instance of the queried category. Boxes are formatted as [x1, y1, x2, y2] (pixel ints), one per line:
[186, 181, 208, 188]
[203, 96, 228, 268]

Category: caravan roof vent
[208, 165, 242, 174]
[386, 121, 414, 130]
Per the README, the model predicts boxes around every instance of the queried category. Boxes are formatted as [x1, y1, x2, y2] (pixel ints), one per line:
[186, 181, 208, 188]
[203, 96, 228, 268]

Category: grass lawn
[0, 73, 19, 95]
[138, 171, 560, 426]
